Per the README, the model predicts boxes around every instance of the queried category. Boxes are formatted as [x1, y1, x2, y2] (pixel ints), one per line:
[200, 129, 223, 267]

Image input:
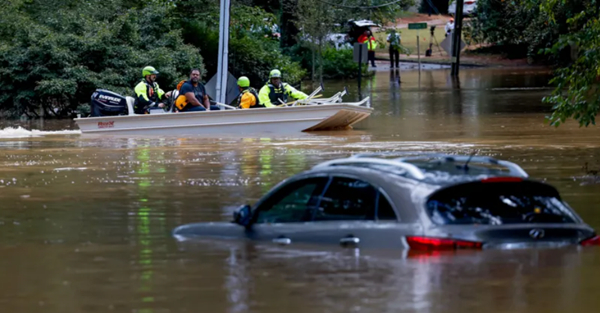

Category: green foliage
[0, 1, 201, 118]
[541, 1, 600, 127]
[0, 0, 308, 118]
[178, 3, 305, 88]
[467, 0, 600, 126]
[321, 48, 362, 79]
[290, 45, 370, 79]
[466, 0, 548, 62]
[468, 0, 591, 63]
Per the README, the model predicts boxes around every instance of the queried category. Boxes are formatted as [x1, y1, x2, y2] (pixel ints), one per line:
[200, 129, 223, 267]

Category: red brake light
[465, 1, 475, 4]
[481, 177, 523, 183]
[406, 236, 483, 250]
[580, 235, 600, 246]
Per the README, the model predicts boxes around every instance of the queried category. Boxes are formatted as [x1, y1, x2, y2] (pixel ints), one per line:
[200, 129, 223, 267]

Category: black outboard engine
[90, 89, 129, 117]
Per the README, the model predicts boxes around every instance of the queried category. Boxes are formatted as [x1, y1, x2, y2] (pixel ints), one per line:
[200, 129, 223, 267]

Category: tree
[541, 0, 600, 126]
[295, 0, 337, 83]
[0, 1, 201, 118]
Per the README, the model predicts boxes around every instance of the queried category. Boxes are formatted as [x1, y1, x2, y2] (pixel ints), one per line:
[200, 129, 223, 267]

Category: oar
[212, 102, 239, 110]
[285, 85, 325, 107]
[276, 94, 323, 107]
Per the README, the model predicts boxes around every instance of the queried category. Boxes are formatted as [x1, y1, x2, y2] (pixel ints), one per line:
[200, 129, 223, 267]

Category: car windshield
[426, 182, 577, 225]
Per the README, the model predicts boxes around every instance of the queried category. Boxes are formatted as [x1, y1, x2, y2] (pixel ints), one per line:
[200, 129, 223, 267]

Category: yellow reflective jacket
[258, 83, 308, 108]
[366, 36, 378, 51]
[134, 79, 165, 113]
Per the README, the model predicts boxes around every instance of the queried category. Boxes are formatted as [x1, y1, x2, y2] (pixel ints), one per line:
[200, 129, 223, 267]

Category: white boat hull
[74, 104, 372, 135]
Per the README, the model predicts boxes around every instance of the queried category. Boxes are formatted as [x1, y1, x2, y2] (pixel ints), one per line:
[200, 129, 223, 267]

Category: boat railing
[335, 96, 370, 108]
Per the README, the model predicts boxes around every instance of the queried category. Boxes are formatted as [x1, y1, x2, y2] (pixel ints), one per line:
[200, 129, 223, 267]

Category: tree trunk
[318, 38, 323, 84]
[311, 44, 316, 82]
[280, 0, 299, 49]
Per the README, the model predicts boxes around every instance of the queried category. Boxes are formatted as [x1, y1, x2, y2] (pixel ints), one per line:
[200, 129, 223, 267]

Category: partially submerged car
[173, 154, 600, 250]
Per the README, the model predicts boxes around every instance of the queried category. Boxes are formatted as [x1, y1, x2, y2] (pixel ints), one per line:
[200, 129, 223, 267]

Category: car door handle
[340, 236, 360, 247]
[272, 236, 292, 245]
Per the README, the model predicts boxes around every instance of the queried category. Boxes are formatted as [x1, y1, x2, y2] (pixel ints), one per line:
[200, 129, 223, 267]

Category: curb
[374, 56, 486, 67]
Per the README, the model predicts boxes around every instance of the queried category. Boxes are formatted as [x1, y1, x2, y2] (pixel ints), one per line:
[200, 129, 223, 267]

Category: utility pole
[451, 0, 464, 76]
[215, 0, 231, 104]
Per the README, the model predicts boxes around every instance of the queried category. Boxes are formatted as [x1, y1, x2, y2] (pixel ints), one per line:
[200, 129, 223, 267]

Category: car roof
[310, 153, 530, 187]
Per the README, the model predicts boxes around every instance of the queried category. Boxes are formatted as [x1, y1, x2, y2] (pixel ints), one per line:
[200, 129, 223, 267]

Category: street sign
[353, 43, 368, 63]
[408, 23, 427, 30]
[440, 35, 466, 55]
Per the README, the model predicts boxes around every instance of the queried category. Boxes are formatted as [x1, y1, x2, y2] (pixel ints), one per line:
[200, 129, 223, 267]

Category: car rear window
[426, 181, 578, 225]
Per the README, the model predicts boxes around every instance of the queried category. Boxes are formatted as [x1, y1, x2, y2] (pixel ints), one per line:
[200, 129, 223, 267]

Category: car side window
[255, 177, 328, 224]
[377, 193, 397, 220]
[312, 177, 377, 221]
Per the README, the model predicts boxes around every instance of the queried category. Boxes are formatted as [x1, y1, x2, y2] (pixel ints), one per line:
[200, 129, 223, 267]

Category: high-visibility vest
[367, 37, 378, 51]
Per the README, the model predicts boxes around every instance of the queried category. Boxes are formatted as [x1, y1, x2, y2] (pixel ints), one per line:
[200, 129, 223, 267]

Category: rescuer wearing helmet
[258, 69, 308, 108]
[236, 76, 263, 109]
[134, 66, 172, 114]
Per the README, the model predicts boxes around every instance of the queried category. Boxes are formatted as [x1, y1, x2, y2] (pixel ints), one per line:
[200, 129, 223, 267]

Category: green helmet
[269, 69, 281, 79]
[142, 66, 159, 77]
[237, 76, 250, 88]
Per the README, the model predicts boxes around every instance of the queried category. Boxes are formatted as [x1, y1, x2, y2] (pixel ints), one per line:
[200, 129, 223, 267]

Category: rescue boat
[74, 88, 372, 135]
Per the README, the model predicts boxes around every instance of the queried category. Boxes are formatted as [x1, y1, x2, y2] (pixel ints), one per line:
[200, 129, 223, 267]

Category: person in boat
[175, 68, 220, 112]
[134, 66, 172, 114]
[258, 69, 308, 108]
[236, 76, 264, 109]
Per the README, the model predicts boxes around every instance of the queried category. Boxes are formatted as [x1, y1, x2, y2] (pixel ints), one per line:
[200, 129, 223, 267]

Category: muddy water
[2, 68, 600, 313]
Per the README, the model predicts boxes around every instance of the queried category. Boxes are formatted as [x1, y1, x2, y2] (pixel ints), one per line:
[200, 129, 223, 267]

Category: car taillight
[406, 236, 483, 250]
[465, 1, 475, 4]
[580, 235, 600, 246]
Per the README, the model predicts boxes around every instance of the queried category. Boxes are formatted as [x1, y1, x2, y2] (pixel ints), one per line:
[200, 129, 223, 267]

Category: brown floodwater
[2, 67, 600, 313]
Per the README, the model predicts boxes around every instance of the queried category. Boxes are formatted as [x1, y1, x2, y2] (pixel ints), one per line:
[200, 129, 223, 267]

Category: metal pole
[417, 30, 421, 74]
[358, 44, 362, 94]
[451, 0, 464, 76]
[216, 0, 231, 104]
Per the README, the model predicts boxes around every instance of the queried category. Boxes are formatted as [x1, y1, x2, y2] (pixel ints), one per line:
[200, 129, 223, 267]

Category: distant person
[357, 30, 369, 44]
[175, 68, 220, 112]
[258, 69, 308, 108]
[359, 30, 378, 68]
[387, 29, 401, 69]
[134, 66, 171, 114]
[236, 76, 263, 109]
[445, 18, 455, 37]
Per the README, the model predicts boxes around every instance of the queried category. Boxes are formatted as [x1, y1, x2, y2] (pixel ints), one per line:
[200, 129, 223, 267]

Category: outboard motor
[90, 89, 129, 117]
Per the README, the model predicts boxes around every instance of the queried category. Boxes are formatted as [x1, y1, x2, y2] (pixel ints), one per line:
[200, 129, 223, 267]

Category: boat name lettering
[98, 121, 114, 128]
[99, 95, 121, 102]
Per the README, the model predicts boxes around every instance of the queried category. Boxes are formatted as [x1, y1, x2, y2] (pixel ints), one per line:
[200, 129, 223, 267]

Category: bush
[290, 45, 372, 80]
[321, 48, 362, 79]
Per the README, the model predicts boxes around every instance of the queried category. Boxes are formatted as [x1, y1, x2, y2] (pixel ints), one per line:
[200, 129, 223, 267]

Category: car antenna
[461, 150, 478, 172]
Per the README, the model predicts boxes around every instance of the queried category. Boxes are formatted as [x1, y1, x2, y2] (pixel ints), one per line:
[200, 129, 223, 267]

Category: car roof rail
[313, 158, 427, 180]
[396, 153, 529, 178]
[314, 153, 529, 179]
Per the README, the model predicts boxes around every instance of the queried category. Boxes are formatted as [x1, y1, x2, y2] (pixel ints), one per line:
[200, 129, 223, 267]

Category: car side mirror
[233, 204, 252, 227]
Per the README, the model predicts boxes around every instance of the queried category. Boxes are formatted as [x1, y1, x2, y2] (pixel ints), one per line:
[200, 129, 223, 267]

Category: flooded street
[2, 67, 600, 312]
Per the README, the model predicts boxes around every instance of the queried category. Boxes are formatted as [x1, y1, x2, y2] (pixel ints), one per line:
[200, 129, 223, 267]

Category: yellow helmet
[142, 66, 159, 77]
[269, 69, 281, 79]
[237, 76, 250, 88]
